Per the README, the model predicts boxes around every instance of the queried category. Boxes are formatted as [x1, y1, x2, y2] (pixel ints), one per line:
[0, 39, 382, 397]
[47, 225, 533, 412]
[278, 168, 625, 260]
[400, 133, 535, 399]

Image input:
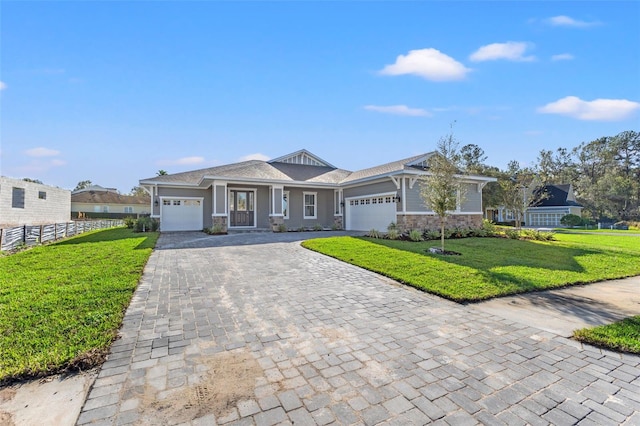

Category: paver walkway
[78, 232, 640, 425]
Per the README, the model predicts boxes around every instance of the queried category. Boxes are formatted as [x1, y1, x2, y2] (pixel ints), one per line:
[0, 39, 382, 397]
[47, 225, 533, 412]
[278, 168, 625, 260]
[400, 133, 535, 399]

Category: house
[0, 176, 71, 227]
[139, 149, 496, 232]
[525, 184, 583, 227]
[71, 185, 151, 219]
[485, 184, 583, 227]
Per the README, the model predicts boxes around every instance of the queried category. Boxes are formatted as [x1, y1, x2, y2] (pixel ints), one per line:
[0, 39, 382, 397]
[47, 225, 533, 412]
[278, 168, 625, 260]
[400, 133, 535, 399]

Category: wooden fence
[0, 219, 124, 252]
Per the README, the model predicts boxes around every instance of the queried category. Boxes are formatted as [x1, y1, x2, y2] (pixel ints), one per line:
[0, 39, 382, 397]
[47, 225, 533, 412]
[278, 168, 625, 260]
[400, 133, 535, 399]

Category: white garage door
[345, 195, 397, 231]
[161, 198, 203, 231]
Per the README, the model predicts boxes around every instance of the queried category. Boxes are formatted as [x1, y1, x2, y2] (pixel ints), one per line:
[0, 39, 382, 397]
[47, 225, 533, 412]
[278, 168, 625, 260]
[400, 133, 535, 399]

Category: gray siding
[215, 185, 226, 215]
[343, 180, 397, 199]
[283, 188, 334, 229]
[256, 186, 270, 228]
[406, 181, 429, 212]
[157, 187, 213, 227]
[461, 183, 481, 212]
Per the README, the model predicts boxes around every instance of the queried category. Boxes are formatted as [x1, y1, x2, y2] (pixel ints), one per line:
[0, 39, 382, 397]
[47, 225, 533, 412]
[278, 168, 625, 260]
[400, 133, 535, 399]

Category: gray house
[139, 149, 495, 232]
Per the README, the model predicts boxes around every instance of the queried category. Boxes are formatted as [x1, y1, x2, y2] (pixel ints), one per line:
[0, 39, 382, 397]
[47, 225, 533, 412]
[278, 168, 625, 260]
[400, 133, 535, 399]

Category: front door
[229, 190, 255, 227]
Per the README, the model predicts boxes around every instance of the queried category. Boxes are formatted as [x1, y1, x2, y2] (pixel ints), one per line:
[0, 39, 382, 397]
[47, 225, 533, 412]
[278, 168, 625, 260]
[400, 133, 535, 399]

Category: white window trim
[303, 191, 317, 220]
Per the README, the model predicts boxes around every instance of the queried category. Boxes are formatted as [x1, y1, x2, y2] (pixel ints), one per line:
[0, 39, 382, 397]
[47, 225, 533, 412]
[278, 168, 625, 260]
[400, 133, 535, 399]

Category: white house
[0, 177, 71, 227]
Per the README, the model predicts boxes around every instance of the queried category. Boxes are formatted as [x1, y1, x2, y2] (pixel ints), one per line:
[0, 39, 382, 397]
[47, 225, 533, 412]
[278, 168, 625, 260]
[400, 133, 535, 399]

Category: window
[124, 206, 134, 213]
[12, 187, 25, 208]
[172, 200, 181, 206]
[102, 206, 109, 213]
[303, 192, 317, 219]
[283, 191, 289, 219]
[38, 191, 47, 200]
[94, 206, 101, 212]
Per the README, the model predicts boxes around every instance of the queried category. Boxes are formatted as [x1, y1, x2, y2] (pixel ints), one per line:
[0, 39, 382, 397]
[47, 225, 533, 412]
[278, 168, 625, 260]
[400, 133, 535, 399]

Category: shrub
[134, 217, 152, 232]
[481, 219, 497, 236]
[206, 223, 226, 234]
[409, 229, 423, 242]
[387, 222, 398, 231]
[368, 229, 382, 239]
[313, 223, 323, 231]
[331, 223, 342, 231]
[505, 229, 520, 239]
[297, 226, 306, 232]
[560, 214, 583, 228]
[423, 230, 440, 241]
[124, 217, 136, 229]
[277, 223, 288, 233]
[386, 229, 400, 240]
[150, 218, 160, 232]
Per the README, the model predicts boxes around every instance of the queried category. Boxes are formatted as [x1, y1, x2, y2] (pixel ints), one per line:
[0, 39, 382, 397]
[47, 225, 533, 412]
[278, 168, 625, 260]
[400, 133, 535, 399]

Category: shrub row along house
[139, 149, 496, 232]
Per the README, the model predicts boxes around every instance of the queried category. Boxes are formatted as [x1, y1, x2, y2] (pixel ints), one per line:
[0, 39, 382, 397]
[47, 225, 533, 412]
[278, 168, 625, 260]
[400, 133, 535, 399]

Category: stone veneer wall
[396, 214, 482, 232]
[213, 216, 228, 232]
[269, 216, 284, 231]
[333, 216, 343, 230]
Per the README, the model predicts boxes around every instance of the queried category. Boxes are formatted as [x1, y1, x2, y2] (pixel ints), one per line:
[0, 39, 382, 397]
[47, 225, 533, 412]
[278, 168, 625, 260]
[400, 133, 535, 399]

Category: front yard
[301, 233, 640, 303]
[0, 228, 157, 384]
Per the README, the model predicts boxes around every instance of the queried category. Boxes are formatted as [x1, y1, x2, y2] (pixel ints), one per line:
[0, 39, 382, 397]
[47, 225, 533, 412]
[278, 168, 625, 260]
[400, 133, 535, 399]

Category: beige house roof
[71, 191, 150, 205]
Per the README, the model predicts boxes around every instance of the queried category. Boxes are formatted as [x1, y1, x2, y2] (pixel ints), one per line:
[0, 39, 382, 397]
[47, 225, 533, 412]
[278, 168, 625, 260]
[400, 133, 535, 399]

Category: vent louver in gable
[268, 149, 335, 168]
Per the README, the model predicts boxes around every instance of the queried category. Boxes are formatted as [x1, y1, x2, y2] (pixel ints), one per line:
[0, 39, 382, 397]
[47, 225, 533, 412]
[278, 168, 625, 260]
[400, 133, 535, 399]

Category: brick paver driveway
[78, 232, 640, 425]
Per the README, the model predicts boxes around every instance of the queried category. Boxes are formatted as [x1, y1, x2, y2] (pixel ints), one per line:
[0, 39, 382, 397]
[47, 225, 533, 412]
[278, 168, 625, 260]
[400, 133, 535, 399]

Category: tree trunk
[440, 219, 445, 252]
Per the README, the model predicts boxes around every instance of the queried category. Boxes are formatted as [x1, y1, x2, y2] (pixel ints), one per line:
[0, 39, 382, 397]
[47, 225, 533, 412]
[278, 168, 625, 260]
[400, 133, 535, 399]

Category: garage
[160, 197, 203, 231]
[345, 194, 397, 231]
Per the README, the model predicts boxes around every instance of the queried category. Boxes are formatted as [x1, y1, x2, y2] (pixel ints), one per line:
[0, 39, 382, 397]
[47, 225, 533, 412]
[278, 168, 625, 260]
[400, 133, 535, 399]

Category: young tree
[419, 129, 467, 252]
[130, 186, 148, 197]
[460, 144, 487, 174]
[498, 161, 547, 229]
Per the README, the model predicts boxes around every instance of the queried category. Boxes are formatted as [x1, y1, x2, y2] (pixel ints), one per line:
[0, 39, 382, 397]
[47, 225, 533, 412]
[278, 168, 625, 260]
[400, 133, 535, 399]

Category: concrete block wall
[0, 177, 71, 227]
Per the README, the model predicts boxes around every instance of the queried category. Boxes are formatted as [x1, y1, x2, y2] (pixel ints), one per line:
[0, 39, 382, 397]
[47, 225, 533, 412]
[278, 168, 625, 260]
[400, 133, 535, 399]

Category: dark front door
[229, 190, 255, 227]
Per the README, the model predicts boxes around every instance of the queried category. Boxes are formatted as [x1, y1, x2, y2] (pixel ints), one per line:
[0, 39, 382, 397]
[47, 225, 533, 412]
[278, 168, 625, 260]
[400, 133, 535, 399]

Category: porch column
[212, 180, 228, 232]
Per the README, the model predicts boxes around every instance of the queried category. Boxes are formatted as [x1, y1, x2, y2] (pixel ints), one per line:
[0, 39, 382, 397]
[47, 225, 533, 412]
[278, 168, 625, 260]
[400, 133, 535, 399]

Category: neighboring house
[71, 185, 151, 219]
[485, 184, 583, 227]
[0, 177, 71, 227]
[139, 149, 495, 232]
[525, 184, 583, 227]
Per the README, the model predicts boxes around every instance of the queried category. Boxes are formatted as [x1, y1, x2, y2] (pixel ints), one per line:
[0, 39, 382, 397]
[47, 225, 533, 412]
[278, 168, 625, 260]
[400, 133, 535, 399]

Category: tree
[156, 170, 168, 176]
[130, 186, 148, 197]
[498, 161, 546, 229]
[419, 129, 467, 252]
[460, 144, 487, 175]
[74, 180, 92, 191]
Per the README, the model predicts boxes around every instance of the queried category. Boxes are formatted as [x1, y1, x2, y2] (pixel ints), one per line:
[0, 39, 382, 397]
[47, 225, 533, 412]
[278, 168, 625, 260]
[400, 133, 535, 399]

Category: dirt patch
[0, 410, 14, 426]
[0, 388, 16, 404]
[137, 349, 263, 425]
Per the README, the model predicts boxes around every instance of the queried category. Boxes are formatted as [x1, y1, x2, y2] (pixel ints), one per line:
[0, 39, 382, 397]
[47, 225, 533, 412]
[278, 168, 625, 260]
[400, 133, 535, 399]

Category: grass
[301, 233, 640, 302]
[574, 316, 640, 354]
[0, 227, 157, 384]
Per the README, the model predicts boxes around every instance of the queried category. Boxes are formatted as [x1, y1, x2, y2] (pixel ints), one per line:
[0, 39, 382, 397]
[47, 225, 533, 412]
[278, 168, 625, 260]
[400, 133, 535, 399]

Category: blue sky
[1, 1, 639, 193]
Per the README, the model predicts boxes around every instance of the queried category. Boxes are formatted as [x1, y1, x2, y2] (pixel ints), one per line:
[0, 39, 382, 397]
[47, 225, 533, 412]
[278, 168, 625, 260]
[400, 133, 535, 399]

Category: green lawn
[574, 316, 640, 354]
[0, 228, 157, 384]
[301, 233, 640, 302]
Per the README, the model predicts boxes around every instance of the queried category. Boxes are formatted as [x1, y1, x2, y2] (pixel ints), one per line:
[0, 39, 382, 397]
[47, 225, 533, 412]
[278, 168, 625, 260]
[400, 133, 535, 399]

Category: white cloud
[537, 96, 640, 121]
[546, 15, 599, 28]
[364, 105, 431, 117]
[470, 42, 536, 62]
[238, 153, 270, 162]
[551, 53, 575, 61]
[379, 48, 471, 81]
[0, 81, 6, 91]
[25, 147, 61, 157]
[50, 159, 67, 167]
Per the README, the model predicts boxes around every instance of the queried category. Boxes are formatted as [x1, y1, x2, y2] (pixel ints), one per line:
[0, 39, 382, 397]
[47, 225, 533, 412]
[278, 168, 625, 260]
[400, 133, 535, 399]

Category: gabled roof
[340, 153, 434, 184]
[268, 149, 335, 168]
[532, 184, 582, 208]
[71, 191, 150, 205]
